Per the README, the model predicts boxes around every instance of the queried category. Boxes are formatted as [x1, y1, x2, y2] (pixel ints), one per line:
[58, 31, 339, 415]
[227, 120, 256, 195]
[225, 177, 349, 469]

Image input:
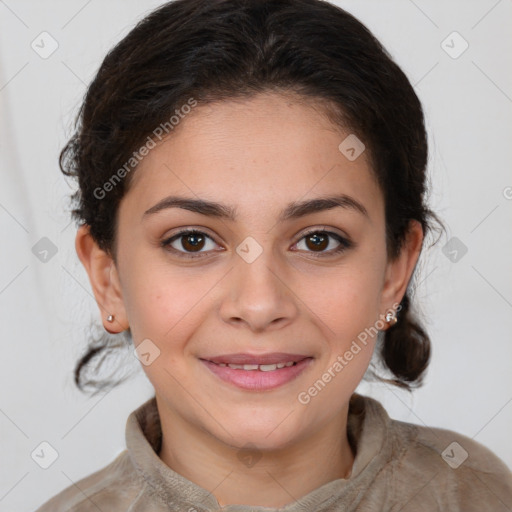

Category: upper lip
[202, 353, 311, 365]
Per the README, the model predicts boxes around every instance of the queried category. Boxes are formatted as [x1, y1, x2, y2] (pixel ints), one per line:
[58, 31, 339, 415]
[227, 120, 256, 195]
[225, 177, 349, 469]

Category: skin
[76, 91, 423, 508]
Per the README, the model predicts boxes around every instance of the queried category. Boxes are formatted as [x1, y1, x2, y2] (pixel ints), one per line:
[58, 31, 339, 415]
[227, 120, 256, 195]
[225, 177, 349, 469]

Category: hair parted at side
[60, 0, 446, 394]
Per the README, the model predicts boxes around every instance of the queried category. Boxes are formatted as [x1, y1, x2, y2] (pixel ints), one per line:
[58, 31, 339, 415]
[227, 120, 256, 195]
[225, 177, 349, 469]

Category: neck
[156, 400, 355, 509]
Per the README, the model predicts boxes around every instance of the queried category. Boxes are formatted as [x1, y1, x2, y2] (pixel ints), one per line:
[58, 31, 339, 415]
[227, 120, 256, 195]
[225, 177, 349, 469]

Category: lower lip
[201, 358, 313, 391]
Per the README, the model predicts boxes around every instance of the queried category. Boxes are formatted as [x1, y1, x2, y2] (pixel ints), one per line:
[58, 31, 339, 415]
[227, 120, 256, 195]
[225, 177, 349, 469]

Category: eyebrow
[143, 194, 369, 222]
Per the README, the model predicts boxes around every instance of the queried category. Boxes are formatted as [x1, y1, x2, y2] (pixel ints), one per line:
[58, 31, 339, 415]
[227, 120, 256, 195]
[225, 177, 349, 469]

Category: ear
[75, 225, 129, 333]
[379, 219, 424, 317]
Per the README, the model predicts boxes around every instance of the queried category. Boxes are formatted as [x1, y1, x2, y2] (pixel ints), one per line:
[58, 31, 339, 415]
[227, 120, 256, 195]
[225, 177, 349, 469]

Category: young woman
[36, 0, 512, 510]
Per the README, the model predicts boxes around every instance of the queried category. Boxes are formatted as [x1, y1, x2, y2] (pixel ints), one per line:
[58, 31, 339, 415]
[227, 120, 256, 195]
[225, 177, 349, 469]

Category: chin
[214, 413, 305, 452]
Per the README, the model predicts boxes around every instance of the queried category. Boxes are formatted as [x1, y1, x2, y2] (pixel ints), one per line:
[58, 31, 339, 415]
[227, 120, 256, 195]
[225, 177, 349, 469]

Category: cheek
[294, 270, 380, 419]
[295, 261, 383, 405]
[303, 265, 383, 342]
[119, 257, 204, 344]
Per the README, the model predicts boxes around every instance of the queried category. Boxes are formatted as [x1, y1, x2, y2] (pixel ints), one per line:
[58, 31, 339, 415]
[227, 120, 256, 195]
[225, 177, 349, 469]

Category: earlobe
[75, 225, 129, 333]
[380, 219, 424, 317]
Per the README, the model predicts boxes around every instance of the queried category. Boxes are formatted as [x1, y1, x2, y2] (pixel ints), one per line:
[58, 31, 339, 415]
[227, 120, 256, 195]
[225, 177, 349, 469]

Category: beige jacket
[35, 394, 512, 511]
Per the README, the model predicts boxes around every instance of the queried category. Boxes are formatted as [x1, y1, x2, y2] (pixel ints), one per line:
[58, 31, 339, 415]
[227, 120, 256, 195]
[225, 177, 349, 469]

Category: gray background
[0, 0, 511, 510]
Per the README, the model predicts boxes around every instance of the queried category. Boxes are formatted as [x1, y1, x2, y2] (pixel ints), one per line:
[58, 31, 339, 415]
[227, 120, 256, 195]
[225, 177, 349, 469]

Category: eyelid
[160, 226, 225, 260]
[291, 227, 352, 256]
[298, 225, 348, 241]
[161, 228, 221, 252]
[162, 226, 218, 242]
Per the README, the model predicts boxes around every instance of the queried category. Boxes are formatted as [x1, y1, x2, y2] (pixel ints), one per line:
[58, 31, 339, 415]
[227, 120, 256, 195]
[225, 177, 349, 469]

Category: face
[81, 92, 421, 451]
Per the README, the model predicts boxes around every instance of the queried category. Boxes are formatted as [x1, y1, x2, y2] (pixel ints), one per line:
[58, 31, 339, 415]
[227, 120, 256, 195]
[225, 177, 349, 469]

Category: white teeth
[242, 364, 259, 370]
[220, 361, 297, 371]
[259, 364, 278, 371]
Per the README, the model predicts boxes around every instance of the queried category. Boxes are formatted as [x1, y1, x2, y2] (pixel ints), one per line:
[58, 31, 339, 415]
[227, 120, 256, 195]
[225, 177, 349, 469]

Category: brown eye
[162, 229, 218, 258]
[295, 230, 352, 257]
[180, 232, 206, 252]
[304, 232, 329, 252]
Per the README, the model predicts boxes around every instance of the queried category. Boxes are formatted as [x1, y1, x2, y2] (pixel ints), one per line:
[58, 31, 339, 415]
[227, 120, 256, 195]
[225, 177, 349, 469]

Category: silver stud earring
[107, 314, 114, 323]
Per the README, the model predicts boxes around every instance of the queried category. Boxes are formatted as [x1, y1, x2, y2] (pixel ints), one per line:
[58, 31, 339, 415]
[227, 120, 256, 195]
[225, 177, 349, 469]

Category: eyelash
[161, 228, 352, 260]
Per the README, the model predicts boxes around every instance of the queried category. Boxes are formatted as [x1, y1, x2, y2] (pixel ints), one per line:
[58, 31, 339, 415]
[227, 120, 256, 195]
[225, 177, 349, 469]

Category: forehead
[123, 92, 383, 224]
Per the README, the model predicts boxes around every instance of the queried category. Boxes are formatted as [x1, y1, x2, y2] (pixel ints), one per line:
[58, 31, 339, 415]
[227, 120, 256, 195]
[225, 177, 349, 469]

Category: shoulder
[34, 450, 143, 512]
[387, 415, 512, 510]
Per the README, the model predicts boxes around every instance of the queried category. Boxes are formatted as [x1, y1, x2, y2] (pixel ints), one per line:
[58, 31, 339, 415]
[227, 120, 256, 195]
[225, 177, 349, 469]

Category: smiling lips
[205, 352, 310, 365]
[200, 353, 313, 390]
[218, 361, 297, 371]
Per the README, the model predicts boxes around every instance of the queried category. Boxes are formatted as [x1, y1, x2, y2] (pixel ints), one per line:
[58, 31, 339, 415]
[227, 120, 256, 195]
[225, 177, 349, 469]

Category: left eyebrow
[143, 194, 369, 222]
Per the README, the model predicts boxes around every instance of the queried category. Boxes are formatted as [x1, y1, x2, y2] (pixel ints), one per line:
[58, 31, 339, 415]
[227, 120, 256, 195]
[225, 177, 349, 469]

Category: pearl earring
[107, 314, 114, 323]
[385, 311, 398, 325]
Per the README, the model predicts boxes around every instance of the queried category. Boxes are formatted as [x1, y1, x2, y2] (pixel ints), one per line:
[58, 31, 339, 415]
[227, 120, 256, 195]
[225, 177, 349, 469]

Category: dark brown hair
[60, 0, 445, 394]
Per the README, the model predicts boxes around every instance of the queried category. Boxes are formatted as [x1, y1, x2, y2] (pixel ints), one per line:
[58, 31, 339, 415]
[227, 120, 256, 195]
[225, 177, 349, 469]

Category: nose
[218, 244, 299, 333]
